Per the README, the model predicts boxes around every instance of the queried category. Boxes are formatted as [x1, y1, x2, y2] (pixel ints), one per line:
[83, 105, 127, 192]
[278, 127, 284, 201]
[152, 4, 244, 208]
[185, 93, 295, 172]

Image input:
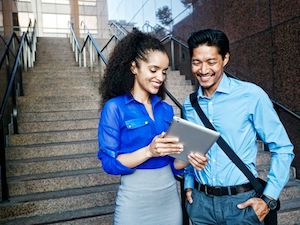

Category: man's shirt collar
[197, 73, 231, 99]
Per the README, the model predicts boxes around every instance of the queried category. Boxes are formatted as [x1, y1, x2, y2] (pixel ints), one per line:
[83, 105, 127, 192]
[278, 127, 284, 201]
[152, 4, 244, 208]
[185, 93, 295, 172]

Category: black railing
[0, 20, 37, 201]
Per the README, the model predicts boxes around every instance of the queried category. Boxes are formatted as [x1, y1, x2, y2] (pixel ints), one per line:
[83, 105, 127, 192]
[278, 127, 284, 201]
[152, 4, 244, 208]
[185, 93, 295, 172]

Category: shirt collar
[124, 93, 162, 106]
[197, 72, 231, 98]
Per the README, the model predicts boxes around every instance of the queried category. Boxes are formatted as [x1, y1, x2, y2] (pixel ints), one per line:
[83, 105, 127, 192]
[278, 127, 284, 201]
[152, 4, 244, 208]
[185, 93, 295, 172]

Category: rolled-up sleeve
[98, 101, 135, 175]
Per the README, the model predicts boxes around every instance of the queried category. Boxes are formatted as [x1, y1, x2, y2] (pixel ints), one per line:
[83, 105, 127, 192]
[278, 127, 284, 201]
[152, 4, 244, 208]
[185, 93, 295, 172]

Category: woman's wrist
[144, 145, 153, 158]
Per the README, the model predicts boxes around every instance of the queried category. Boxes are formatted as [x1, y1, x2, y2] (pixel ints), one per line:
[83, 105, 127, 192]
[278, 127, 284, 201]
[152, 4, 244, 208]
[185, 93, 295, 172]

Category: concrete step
[0, 184, 117, 223]
[278, 197, 300, 225]
[6, 141, 98, 160]
[23, 88, 99, 97]
[51, 214, 113, 225]
[9, 129, 97, 146]
[18, 110, 100, 123]
[7, 168, 120, 197]
[18, 119, 99, 133]
[23, 81, 98, 90]
[24, 65, 97, 74]
[23, 77, 99, 86]
[19, 101, 99, 113]
[1, 206, 114, 225]
[7, 153, 99, 177]
[280, 180, 300, 201]
[18, 95, 100, 105]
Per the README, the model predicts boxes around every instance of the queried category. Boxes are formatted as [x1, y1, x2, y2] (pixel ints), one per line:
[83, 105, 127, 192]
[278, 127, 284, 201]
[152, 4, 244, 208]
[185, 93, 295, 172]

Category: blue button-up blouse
[98, 93, 182, 176]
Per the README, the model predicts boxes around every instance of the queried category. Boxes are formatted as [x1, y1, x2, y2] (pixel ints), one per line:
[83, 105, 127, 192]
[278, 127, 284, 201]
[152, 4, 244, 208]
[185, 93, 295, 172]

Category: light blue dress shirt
[98, 93, 183, 176]
[183, 73, 294, 199]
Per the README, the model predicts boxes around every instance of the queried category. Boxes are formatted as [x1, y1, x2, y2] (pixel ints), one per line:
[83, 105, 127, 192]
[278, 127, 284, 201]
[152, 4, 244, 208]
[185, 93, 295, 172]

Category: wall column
[70, 0, 80, 37]
[2, 0, 13, 37]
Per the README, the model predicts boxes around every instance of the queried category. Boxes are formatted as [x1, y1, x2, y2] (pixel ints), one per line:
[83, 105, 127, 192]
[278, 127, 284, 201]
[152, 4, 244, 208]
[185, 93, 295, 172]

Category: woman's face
[131, 50, 169, 96]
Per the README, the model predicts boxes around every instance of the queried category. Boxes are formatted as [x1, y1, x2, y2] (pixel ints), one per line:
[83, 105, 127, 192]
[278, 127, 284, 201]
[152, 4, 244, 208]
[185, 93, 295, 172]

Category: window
[79, 0, 96, 6]
[42, 13, 69, 33]
[42, 0, 69, 4]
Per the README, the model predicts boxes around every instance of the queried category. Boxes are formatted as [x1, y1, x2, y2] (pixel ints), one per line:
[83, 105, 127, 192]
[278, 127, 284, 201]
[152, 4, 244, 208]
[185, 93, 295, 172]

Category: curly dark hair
[100, 29, 168, 106]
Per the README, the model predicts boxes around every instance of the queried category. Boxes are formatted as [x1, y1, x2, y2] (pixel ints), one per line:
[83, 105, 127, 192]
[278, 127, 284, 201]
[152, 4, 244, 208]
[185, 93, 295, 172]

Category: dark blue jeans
[186, 189, 263, 225]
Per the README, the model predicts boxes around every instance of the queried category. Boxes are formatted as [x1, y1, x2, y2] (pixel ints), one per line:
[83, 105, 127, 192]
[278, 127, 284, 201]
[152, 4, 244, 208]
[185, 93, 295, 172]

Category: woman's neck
[131, 90, 151, 104]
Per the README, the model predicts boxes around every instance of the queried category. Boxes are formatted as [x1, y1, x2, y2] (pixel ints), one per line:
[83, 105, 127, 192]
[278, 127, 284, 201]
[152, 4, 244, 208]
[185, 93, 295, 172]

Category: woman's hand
[187, 152, 208, 170]
[147, 132, 183, 157]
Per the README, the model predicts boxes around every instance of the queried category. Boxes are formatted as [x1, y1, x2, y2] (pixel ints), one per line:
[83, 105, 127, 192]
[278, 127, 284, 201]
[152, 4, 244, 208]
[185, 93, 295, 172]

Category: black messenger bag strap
[189, 92, 264, 195]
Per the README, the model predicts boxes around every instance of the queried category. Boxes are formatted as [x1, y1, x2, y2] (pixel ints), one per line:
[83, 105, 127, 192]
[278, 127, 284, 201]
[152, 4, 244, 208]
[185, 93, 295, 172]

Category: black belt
[195, 182, 253, 196]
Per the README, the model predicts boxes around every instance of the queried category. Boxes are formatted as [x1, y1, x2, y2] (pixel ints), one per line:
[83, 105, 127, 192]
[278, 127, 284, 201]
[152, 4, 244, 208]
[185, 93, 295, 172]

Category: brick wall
[173, 0, 300, 175]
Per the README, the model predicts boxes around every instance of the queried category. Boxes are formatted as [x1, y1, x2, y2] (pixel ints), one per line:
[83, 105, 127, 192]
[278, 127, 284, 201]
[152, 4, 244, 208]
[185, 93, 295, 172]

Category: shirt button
[145, 121, 148, 124]
[128, 125, 132, 128]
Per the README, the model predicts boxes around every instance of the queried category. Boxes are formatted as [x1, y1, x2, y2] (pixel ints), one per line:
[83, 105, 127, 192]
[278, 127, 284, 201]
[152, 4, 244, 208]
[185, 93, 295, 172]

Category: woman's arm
[117, 132, 183, 168]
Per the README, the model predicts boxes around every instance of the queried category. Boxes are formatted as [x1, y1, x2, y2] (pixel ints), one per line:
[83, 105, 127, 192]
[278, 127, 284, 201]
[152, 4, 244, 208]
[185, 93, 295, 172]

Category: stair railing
[109, 22, 128, 39]
[0, 19, 37, 201]
[69, 22, 108, 76]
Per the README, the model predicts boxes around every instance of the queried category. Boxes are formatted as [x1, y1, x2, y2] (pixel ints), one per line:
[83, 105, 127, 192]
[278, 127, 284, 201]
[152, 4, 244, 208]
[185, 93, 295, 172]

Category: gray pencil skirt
[113, 165, 182, 225]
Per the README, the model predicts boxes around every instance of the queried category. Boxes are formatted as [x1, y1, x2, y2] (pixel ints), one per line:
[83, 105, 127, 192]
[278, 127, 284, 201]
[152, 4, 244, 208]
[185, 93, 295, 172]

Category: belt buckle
[212, 187, 223, 196]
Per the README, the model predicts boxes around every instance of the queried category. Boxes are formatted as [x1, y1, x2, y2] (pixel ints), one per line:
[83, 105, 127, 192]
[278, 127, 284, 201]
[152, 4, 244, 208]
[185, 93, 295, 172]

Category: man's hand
[237, 197, 270, 221]
[187, 152, 208, 170]
[186, 188, 193, 204]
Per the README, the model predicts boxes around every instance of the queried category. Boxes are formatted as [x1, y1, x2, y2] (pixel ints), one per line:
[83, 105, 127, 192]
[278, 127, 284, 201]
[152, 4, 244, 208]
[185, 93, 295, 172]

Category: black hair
[187, 29, 230, 59]
[100, 29, 168, 106]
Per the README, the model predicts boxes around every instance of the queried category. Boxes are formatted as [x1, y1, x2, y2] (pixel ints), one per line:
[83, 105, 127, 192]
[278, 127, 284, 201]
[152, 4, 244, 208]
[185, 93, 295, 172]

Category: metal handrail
[100, 34, 121, 53]
[0, 19, 37, 201]
[0, 34, 19, 61]
[109, 21, 128, 37]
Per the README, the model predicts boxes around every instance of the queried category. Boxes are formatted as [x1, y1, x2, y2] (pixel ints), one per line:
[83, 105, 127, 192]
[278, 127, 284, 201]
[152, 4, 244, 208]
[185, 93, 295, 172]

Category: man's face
[191, 45, 229, 97]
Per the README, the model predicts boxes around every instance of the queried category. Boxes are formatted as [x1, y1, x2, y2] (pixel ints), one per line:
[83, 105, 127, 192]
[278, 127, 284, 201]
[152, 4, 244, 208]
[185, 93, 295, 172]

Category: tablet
[166, 116, 220, 162]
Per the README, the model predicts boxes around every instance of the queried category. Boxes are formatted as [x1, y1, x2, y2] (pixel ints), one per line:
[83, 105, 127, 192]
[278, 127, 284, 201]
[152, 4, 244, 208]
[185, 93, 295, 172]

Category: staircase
[0, 36, 299, 225]
[0, 37, 119, 224]
[166, 72, 300, 225]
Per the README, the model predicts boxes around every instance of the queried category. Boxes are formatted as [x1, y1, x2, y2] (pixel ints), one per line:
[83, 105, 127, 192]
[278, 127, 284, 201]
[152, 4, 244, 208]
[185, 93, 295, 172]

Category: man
[183, 29, 294, 225]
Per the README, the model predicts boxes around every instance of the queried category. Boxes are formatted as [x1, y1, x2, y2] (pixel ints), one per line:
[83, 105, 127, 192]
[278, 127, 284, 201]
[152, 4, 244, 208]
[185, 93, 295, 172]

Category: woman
[98, 30, 205, 225]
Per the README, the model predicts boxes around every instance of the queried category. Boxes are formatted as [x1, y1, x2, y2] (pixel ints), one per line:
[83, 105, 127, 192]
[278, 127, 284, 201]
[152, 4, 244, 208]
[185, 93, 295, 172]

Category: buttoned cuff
[184, 174, 195, 190]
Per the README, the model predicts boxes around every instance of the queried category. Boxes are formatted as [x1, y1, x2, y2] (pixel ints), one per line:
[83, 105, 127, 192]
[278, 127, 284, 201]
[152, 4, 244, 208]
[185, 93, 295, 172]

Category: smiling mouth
[152, 81, 162, 88]
[197, 73, 213, 77]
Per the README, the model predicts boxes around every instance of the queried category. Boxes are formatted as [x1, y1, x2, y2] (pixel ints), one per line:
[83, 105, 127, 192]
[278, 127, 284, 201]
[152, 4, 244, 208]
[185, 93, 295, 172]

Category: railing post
[89, 39, 93, 70]
[180, 178, 189, 225]
[23, 42, 27, 71]
[79, 51, 82, 67]
[27, 41, 32, 68]
[18, 65, 24, 96]
[12, 78, 18, 134]
[0, 121, 9, 201]
[98, 54, 102, 78]
[83, 45, 87, 67]
[75, 46, 78, 62]
[170, 38, 175, 70]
